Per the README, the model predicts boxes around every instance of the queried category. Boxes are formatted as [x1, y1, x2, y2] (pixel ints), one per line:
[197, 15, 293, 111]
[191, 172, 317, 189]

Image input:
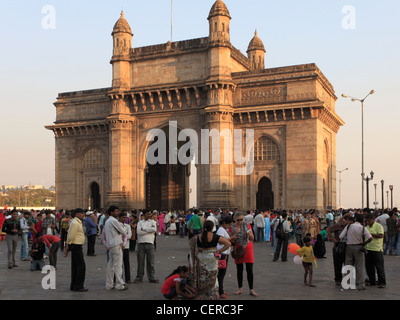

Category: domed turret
[208, 0, 231, 20]
[247, 30, 266, 70]
[208, 0, 231, 44]
[112, 11, 133, 36]
[111, 11, 133, 89]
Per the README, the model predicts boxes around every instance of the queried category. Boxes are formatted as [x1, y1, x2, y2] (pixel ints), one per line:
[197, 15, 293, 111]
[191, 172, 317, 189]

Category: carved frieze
[239, 85, 287, 106]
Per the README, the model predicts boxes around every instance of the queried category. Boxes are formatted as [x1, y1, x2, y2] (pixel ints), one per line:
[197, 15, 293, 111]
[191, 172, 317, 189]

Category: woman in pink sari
[158, 212, 165, 235]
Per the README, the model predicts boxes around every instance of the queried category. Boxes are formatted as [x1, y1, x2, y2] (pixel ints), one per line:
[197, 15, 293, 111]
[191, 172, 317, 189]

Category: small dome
[208, 0, 231, 20]
[112, 11, 133, 36]
[247, 30, 266, 53]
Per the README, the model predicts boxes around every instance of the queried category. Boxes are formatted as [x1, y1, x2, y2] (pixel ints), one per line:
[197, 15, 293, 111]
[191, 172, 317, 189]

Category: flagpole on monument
[171, 0, 173, 42]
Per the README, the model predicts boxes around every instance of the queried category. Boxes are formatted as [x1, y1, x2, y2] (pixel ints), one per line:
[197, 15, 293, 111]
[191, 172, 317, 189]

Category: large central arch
[144, 125, 195, 211]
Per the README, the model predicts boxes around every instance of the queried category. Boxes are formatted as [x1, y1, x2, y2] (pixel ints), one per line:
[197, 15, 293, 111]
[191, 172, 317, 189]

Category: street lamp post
[337, 168, 349, 209]
[365, 171, 374, 209]
[389, 185, 394, 210]
[381, 180, 384, 210]
[386, 191, 389, 210]
[374, 183, 377, 210]
[342, 90, 375, 208]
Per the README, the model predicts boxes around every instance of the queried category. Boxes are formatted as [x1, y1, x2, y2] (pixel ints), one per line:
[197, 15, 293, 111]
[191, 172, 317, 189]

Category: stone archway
[145, 126, 192, 211]
[90, 181, 101, 210]
[256, 177, 274, 210]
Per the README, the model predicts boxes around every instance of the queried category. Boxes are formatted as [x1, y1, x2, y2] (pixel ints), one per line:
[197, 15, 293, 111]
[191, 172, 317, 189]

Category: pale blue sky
[0, 0, 399, 209]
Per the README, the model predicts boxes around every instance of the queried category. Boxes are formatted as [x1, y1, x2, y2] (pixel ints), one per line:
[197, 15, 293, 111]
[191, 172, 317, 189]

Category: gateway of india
[46, 0, 344, 212]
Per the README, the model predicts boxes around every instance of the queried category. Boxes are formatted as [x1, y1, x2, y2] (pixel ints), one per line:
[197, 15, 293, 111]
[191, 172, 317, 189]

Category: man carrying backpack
[273, 212, 292, 262]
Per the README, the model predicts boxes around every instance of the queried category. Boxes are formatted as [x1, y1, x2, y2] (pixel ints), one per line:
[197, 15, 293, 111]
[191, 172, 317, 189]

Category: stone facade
[46, 0, 344, 212]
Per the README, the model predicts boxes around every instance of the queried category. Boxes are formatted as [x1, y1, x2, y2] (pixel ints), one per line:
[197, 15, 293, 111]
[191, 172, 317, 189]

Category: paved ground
[1, 234, 399, 301]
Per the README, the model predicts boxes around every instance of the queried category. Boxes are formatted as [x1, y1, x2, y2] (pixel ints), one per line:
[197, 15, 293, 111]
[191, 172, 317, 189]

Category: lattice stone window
[83, 148, 104, 168]
[254, 136, 280, 161]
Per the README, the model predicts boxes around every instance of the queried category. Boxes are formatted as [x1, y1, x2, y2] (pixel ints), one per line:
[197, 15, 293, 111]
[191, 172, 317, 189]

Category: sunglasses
[236, 219, 243, 222]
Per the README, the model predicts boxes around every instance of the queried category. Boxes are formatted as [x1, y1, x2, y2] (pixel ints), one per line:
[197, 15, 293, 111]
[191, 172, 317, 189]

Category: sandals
[249, 290, 258, 297]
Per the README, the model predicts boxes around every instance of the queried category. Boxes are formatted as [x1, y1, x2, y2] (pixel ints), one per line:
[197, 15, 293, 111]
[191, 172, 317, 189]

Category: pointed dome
[208, 0, 231, 20]
[247, 30, 266, 53]
[112, 11, 133, 36]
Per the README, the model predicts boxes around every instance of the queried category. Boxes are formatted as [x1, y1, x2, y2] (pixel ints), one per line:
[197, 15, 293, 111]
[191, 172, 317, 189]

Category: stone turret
[247, 30, 266, 70]
[208, 0, 231, 45]
[111, 11, 133, 90]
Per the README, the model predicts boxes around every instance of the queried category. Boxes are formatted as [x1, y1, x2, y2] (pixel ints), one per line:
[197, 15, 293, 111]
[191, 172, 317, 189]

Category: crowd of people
[1, 206, 399, 298]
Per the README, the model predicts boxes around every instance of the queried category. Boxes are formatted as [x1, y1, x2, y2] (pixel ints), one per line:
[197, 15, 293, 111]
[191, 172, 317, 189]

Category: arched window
[254, 136, 280, 161]
[83, 148, 105, 169]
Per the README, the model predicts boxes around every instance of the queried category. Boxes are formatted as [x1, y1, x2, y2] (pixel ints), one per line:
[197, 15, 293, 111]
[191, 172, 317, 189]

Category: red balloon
[288, 243, 300, 255]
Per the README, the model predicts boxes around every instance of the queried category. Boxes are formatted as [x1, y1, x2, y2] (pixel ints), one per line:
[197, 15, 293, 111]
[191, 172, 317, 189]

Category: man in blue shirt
[84, 211, 98, 256]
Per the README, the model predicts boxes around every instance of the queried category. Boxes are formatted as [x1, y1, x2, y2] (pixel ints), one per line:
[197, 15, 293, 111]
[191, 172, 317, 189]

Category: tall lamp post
[337, 168, 349, 209]
[389, 185, 394, 210]
[342, 90, 375, 208]
[374, 183, 378, 210]
[365, 171, 374, 209]
[386, 191, 389, 210]
[381, 180, 384, 210]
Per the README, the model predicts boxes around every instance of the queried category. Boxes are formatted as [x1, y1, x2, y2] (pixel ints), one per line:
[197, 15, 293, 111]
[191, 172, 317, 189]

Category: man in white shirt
[134, 209, 158, 283]
[20, 211, 32, 261]
[207, 212, 219, 232]
[254, 212, 265, 242]
[339, 214, 372, 290]
[273, 212, 292, 262]
[102, 206, 127, 291]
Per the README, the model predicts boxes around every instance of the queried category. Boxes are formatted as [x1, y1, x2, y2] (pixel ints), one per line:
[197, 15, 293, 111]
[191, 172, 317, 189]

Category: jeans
[106, 245, 124, 290]
[332, 245, 346, 283]
[397, 235, 400, 255]
[256, 228, 264, 242]
[217, 254, 229, 295]
[21, 232, 29, 260]
[70, 244, 86, 291]
[365, 250, 386, 285]
[30, 259, 45, 271]
[49, 241, 60, 268]
[273, 234, 288, 261]
[384, 235, 397, 254]
[136, 243, 156, 281]
[6, 234, 18, 267]
[345, 244, 365, 288]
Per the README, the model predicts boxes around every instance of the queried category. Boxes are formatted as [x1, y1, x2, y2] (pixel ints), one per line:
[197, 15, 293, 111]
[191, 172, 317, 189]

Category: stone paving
[1, 234, 399, 301]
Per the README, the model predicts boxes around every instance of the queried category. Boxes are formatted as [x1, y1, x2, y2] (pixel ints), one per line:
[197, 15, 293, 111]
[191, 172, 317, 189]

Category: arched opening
[256, 177, 274, 211]
[90, 182, 101, 210]
[145, 126, 193, 211]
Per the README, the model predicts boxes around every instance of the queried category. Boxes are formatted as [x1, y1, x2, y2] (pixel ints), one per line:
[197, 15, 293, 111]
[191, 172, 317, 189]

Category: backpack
[275, 219, 285, 239]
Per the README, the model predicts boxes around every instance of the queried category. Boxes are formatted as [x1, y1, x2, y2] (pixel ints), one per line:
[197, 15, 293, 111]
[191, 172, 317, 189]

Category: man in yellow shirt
[365, 214, 386, 288]
[64, 208, 88, 292]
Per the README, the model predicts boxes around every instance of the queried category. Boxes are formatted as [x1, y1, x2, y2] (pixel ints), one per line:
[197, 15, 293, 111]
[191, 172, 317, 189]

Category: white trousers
[105, 245, 125, 290]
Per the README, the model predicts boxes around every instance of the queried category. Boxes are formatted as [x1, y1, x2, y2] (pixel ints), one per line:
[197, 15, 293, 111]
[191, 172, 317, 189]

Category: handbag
[335, 225, 349, 255]
[231, 243, 246, 260]
[218, 256, 227, 269]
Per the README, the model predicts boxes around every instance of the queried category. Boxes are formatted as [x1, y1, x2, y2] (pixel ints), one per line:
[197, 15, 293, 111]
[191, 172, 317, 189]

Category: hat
[86, 211, 93, 216]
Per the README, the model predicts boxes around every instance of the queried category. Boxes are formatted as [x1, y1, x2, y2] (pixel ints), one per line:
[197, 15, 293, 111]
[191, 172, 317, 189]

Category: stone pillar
[199, 84, 236, 209]
[105, 96, 136, 209]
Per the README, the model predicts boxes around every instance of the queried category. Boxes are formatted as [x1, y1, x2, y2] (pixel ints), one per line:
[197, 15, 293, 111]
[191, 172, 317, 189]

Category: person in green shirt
[320, 227, 328, 241]
[187, 209, 203, 239]
[365, 213, 386, 288]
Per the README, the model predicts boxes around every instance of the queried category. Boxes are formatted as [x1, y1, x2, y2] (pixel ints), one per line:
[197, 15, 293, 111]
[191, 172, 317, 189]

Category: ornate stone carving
[240, 85, 287, 105]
